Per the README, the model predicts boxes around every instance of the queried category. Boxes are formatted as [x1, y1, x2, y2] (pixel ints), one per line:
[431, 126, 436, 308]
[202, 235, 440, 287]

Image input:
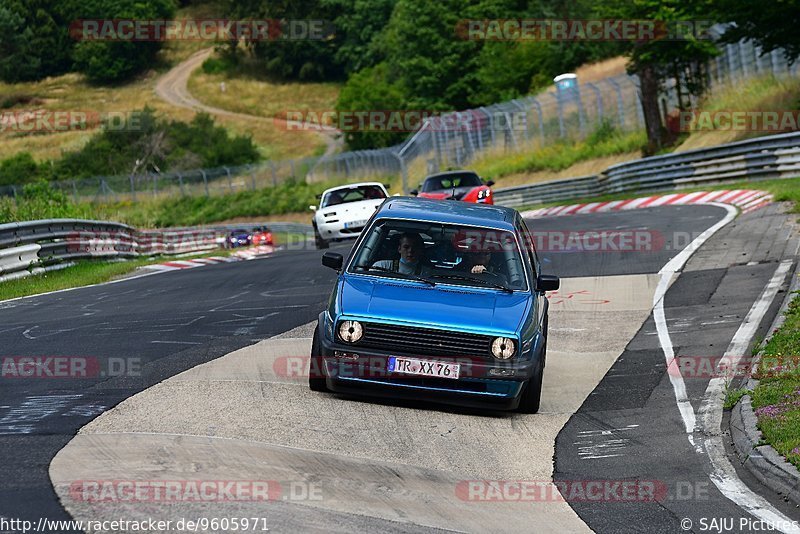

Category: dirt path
[155, 48, 341, 158]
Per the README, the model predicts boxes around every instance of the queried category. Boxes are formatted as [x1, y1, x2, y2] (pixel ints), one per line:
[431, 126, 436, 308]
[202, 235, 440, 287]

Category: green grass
[471, 123, 646, 180]
[750, 290, 800, 469]
[0, 250, 234, 302]
[724, 387, 752, 410]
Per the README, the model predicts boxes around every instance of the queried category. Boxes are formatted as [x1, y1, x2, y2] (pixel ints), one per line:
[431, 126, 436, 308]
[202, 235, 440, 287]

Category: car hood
[418, 186, 480, 200]
[317, 199, 384, 221]
[339, 275, 530, 335]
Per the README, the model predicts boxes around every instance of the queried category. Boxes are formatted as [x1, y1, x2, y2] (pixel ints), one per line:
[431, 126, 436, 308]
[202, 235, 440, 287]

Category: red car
[251, 227, 274, 246]
[410, 171, 495, 204]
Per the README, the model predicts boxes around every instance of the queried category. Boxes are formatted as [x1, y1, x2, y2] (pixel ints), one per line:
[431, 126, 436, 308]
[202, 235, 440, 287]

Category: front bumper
[317, 332, 533, 410]
[317, 219, 366, 240]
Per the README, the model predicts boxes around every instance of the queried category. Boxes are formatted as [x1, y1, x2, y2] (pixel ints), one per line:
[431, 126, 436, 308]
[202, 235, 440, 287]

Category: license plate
[344, 219, 367, 229]
[388, 357, 460, 379]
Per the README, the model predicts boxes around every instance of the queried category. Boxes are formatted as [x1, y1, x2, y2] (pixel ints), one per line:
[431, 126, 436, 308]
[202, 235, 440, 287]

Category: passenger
[372, 232, 430, 275]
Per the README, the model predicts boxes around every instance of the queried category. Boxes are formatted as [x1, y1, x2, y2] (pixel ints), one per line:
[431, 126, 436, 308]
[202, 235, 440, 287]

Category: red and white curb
[520, 189, 774, 219]
[143, 256, 237, 273]
[231, 245, 276, 260]
[143, 246, 277, 273]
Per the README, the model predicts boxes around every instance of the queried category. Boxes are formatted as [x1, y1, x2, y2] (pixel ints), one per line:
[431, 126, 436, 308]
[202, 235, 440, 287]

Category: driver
[463, 250, 493, 274]
[372, 232, 430, 275]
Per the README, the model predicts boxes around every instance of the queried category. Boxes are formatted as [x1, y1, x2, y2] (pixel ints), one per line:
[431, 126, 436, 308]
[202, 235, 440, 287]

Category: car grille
[350, 322, 494, 359]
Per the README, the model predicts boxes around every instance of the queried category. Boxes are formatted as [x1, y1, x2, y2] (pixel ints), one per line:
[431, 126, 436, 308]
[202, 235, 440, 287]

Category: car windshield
[421, 173, 482, 192]
[321, 185, 386, 207]
[348, 218, 528, 291]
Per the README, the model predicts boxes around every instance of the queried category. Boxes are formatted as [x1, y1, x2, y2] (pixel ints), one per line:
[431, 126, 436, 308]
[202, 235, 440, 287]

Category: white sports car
[310, 182, 390, 249]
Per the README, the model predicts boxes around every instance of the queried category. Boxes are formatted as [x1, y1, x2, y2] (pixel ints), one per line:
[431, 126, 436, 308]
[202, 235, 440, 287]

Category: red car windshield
[421, 173, 482, 192]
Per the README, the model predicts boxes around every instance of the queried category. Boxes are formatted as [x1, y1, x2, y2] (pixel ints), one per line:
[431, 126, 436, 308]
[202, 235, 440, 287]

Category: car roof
[321, 182, 386, 196]
[376, 197, 517, 230]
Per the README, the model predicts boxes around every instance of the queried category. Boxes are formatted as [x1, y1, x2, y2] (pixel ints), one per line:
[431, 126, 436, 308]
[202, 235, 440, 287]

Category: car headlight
[338, 321, 363, 343]
[491, 337, 515, 359]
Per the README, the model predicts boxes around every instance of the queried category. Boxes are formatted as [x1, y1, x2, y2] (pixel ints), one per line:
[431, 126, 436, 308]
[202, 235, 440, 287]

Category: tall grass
[471, 121, 645, 179]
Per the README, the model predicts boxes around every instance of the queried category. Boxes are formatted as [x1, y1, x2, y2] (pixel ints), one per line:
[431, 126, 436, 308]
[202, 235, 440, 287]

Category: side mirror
[309, 205, 317, 211]
[536, 274, 560, 292]
[485, 180, 495, 187]
[409, 189, 418, 196]
[322, 251, 343, 271]
[384, 183, 391, 190]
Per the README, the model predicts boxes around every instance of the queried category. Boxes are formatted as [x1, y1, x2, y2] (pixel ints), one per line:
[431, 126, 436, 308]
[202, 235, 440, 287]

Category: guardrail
[494, 131, 800, 208]
[0, 219, 313, 282]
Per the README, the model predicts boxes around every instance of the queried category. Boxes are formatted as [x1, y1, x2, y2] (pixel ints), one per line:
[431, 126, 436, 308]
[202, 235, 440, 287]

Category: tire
[314, 227, 329, 250]
[517, 329, 546, 414]
[517, 359, 543, 414]
[308, 324, 328, 392]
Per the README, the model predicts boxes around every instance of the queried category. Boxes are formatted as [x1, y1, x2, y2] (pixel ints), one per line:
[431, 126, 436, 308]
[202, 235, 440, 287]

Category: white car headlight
[491, 337, 516, 359]
[338, 321, 363, 343]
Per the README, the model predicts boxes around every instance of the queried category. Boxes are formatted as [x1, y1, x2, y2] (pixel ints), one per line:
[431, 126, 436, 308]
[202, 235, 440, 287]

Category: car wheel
[308, 324, 328, 392]
[517, 356, 544, 414]
[314, 226, 329, 250]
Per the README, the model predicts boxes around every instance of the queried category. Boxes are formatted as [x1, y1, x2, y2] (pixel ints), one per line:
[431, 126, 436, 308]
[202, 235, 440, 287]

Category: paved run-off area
[51, 273, 659, 532]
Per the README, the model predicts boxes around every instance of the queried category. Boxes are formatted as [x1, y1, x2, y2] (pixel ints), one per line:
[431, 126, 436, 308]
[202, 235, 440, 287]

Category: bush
[45, 109, 260, 181]
[0, 153, 40, 187]
[201, 56, 236, 75]
[0, 181, 91, 223]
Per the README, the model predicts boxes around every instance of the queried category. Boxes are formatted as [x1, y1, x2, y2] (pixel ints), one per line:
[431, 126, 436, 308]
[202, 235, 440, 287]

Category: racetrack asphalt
[1, 203, 796, 532]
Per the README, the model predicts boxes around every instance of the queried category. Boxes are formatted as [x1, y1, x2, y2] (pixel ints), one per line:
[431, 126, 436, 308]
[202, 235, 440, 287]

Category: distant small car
[251, 227, 274, 246]
[228, 229, 251, 248]
[411, 170, 495, 204]
[310, 197, 559, 413]
[310, 182, 390, 249]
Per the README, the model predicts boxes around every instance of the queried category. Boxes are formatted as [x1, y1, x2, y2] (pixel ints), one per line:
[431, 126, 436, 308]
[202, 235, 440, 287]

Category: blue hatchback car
[310, 197, 559, 413]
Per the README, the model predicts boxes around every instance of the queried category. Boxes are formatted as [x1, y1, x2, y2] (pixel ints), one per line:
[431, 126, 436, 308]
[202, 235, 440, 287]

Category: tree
[599, 0, 719, 153]
[0, 0, 73, 82]
[711, 0, 800, 61]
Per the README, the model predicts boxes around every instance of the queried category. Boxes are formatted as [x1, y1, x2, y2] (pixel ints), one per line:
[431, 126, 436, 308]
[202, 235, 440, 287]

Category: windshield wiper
[430, 273, 513, 293]
[354, 265, 436, 286]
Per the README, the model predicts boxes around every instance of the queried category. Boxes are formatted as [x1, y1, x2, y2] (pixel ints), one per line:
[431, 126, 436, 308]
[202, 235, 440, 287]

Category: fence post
[555, 92, 565, 138]
[72, 180, 79, 203]
[628, 76, 645, 129]
[178, 173, 185, 196]
[129, 175, 136, 202]
[585, 83, 603, 125]
[201, 170, 209, 197]
[249, 165, 257, 190]
[225, 166, 233, 192]
[152, 173, 158, 197]
[607, 78, 626, 128]
[270, 161, 278, 186]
